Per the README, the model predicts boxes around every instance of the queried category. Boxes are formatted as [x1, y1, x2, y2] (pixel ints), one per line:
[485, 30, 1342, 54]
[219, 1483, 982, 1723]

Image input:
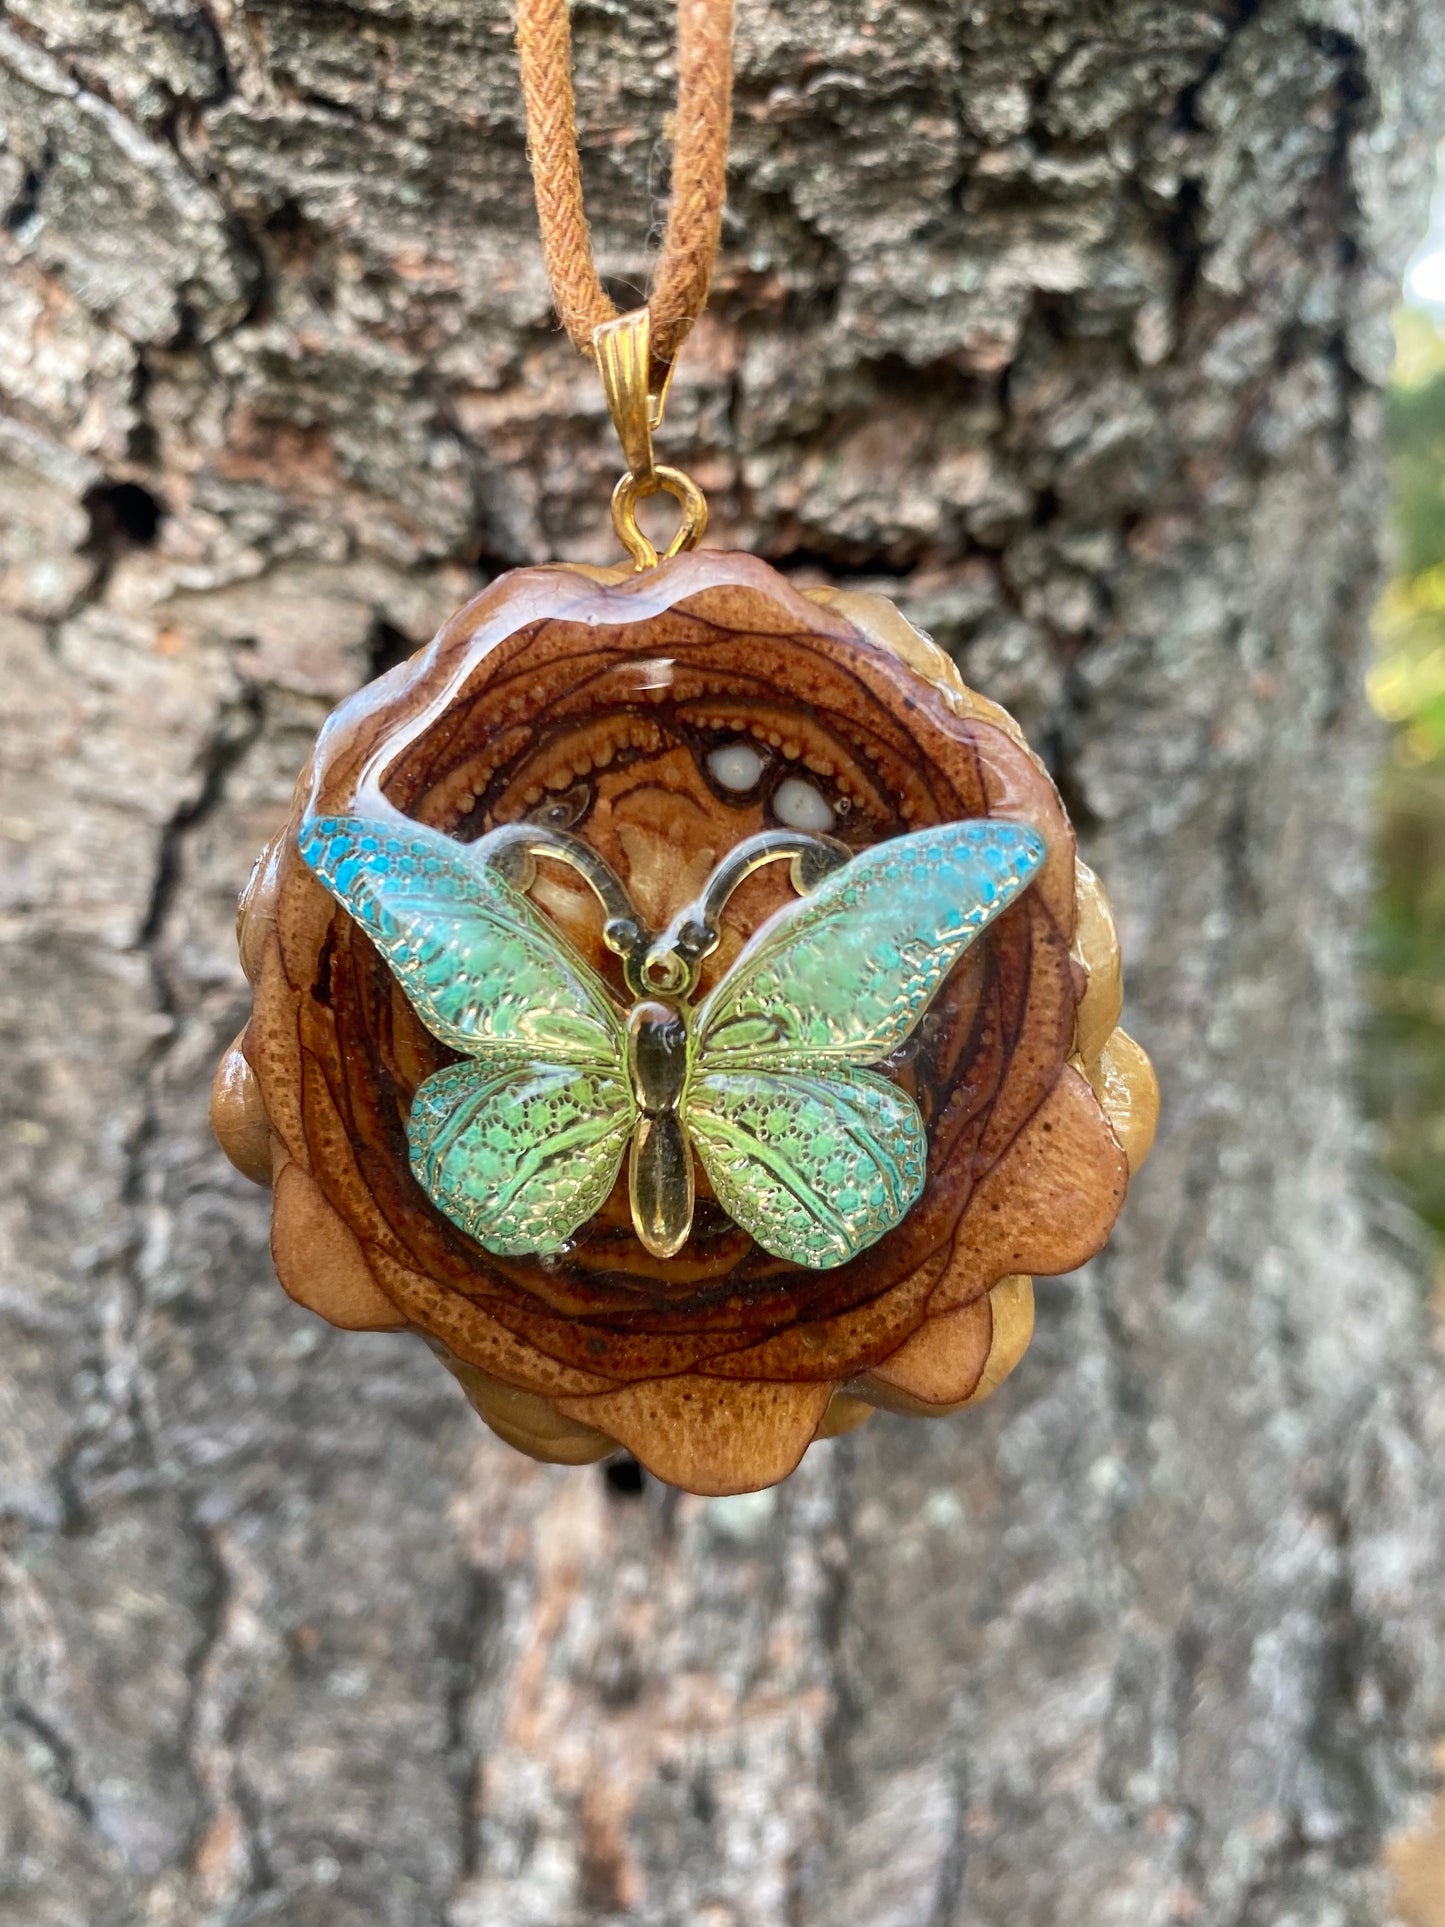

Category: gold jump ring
[611, 465, 708, 571]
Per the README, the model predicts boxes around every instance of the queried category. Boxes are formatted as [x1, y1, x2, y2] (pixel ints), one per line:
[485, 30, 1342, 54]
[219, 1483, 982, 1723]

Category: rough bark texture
[1, 1, 1443, 1922]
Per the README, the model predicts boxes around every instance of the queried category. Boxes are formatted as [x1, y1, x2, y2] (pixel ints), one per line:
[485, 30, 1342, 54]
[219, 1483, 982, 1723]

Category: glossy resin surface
[215, 553, 1156, 1492]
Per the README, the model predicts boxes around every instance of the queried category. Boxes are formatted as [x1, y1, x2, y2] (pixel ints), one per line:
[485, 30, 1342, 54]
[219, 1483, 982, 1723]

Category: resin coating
[219, 554, 1155, 1493]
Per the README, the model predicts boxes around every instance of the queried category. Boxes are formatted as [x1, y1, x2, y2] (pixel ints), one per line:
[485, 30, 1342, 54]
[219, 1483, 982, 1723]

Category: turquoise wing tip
[297, 813, 357, 880]
[980, 817, 1045, 855]
[1007, 820, 1048, 876]
[939, 816, 1047, 889]
[296, 816, 433, 951]
[297, 814, 398, 905]
[926, 817, 1045, 868]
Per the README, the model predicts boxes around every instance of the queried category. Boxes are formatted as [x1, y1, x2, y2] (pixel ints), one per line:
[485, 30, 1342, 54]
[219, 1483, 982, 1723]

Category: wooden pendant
[212, 553, 1157, 1495]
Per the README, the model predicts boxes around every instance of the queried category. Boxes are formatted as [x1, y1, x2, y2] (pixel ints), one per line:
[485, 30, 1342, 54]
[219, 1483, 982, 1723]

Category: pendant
[212, 312, 1157, 1496]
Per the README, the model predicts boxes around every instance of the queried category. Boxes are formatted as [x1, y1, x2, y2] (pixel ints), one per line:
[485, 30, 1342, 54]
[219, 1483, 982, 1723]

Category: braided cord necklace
[516, 0, 733, 566]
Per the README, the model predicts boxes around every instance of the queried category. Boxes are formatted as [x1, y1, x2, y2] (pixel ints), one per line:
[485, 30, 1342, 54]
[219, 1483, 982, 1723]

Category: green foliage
[1369, 760, 1445, 1237]
[1368, 302, 1445, 1243]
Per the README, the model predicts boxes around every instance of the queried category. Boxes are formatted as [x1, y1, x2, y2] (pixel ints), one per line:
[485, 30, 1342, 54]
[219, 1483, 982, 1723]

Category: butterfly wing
[301, 813, 634, 1255]
[692, 819, 1046, 1068]
[409, 1059, 636, 1256]
[299, 814, 626, 1064]
[684, 1064, 925, 1269]
[684, 819, 1045, 1266]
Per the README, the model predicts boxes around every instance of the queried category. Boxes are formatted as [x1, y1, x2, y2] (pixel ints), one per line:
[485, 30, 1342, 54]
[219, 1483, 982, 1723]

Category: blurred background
[1372, 146, 1445, 1295]
[1374, 143, 1445, 1927]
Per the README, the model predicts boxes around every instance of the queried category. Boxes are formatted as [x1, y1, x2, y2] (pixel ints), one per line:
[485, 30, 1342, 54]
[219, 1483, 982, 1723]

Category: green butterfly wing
[692, 819, 1046, 1068]
[684, 820, 1045, 1266]
[299, 814, 633, 1255]
[409, 1059, 635, 1255]
[298, 814, 626, 1064]
[685, 1065, 926, 1270]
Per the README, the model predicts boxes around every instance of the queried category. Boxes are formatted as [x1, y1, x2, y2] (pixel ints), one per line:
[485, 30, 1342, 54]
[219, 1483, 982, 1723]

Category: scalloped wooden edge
[424, 1340, 619, 1465]
[1086, 1029, 1159, 1174]
[815, 1389, 875, 1437]
[210, 1033, 273, 1186]
[1072, 859, 1124, 1069]
[856, 1274, 1035, 1415]
[804, 586, 1036, 753]
[425, 1340, 873, 1467]
[425, 1274, 1026, 1480]
[555, 1375, 835, 1496]
[270, 1162, 410, 1331]
[237, 831, 286, 984]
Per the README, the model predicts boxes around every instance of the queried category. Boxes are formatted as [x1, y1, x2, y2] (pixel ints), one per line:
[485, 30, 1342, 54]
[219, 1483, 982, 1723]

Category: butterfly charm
[298, 808, 1045, 1270]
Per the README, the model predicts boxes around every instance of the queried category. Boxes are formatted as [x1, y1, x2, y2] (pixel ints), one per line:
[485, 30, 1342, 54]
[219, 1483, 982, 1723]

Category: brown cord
[515, 0, 733, 391]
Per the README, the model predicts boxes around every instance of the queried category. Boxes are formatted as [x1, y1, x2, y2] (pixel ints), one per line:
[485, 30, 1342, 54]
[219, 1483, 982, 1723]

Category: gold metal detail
[594, 309, 668, 483]
[610, 466, 708, 571]
[593, 308, 708, 571]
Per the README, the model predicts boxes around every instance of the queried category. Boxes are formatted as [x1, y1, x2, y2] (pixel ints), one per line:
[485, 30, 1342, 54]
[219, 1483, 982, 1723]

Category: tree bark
[2, 1, 1444, 1922]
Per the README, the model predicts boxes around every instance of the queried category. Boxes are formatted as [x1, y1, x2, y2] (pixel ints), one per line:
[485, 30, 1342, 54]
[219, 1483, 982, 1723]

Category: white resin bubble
[773, 776, 835, 832]
[707, 741, 766, 792]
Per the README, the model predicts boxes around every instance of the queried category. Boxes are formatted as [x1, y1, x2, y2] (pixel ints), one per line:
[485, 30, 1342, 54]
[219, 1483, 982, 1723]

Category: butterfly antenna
[645, 829, 849, 999]
[472, 821, 652, 975]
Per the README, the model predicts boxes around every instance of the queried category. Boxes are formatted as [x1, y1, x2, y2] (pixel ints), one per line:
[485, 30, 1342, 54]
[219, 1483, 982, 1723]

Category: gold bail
[594, 308, 665, 484]
[592, 308, 707, 571]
